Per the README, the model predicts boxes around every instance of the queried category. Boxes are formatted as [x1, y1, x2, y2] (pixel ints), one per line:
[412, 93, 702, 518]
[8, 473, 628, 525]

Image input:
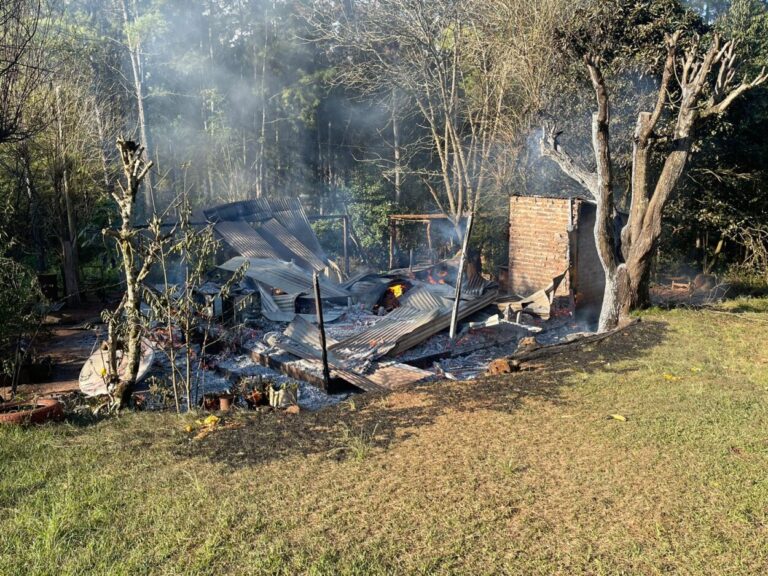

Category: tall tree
[0, 0, 47, 145]
[309, 0, 537, 234]
[542, 12, 766, 330]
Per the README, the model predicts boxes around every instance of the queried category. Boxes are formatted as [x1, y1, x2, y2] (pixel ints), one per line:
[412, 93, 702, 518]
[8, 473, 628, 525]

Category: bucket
[269, 384, 298, 408]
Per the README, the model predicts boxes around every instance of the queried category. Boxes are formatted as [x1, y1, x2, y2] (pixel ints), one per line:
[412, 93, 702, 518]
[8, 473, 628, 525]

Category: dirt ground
[0, 305, 101, 398]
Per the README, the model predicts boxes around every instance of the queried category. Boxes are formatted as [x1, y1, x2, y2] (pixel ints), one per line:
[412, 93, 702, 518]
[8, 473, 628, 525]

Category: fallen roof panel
[219, 257, 350, 299]
[398, 287, 452, 310]
[258, 218, 327, 272]
[388, 289, 499, 356]
[330, 306, 442, 361]
[268, 198, 329, 264]
[214, 221, 280, 259]
[205, 198, 330, 267]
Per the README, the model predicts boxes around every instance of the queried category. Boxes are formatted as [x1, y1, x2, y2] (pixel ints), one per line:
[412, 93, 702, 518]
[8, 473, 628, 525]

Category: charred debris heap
[123, 198, 570, 403]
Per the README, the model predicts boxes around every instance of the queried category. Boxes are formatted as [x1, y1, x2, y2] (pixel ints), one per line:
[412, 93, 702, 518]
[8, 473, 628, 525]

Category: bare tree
[102, 137, 159, 409]
[118, 0, 154, 210]
[0, 0, 48, 145]
[309, 0, 531, 233]
[542, 32, 766, 331]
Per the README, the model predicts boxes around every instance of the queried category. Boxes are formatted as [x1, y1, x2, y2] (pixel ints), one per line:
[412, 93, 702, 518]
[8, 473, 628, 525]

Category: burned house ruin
[83, 195, 603, 409]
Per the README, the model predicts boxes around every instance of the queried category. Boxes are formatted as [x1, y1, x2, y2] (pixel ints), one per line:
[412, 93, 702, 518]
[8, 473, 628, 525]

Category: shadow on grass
[178, 320, 668, 469]
[726, 302, 768, 314]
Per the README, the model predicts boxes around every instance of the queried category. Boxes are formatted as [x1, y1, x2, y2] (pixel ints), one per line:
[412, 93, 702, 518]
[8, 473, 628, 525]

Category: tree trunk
[586, 59, 623, 332]
[542, 33, 765, 328]
[55, 85, 81, 304]
[112, 239, 142, 406]
[392, 89, 402, 204]
[121, 0, 153, 211]
[20, 145, 45, 272]
[106, 138, 154, 409]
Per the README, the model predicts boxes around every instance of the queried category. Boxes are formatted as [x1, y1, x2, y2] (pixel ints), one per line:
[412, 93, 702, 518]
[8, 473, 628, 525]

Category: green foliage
[0, 256, 45, 382]
[557, 0, 704, 71]
[315, 176, 396, 270]
[347, 178, 396, 270]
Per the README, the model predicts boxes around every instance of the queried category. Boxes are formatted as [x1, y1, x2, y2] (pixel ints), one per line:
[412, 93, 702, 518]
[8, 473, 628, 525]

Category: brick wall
[507, 196, 575, 297]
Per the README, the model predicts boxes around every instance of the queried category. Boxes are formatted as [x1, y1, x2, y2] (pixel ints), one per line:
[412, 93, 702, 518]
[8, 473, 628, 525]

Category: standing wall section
[507, 196, 575, 298]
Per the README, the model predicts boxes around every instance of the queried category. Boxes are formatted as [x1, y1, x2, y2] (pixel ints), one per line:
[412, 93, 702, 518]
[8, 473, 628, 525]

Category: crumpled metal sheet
[219, 257, 350, 299]
[462, 272, 497, 297]
[205, 198, 329, 267]
[257, 285, 344, 323]
[283, 315, 342, 362]
[346, 278, 391, 308]
[258, 285, 300, 322]
[329, 306, 442, 362]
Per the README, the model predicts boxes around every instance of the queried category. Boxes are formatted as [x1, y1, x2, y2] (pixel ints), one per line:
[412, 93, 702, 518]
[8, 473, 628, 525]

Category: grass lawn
[1, 299, 768, 575]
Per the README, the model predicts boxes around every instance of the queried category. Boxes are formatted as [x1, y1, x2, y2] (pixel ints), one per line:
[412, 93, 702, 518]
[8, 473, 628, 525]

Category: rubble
[78, 199, 598, 413]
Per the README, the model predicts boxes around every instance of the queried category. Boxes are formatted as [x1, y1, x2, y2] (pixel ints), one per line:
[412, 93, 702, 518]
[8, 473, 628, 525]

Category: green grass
[1, 298, 768, 575]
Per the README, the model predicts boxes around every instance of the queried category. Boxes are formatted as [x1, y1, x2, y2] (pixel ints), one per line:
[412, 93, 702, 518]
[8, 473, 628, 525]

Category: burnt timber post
[342, 215, 349, 275]
[312, 272, 331, 388]
[426, 220, 434, 263]
[389, 220, 396, 269]
[449, 212, 475, 340]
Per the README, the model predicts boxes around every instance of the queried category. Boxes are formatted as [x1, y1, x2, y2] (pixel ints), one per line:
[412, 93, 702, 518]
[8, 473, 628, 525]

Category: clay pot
[218, 394, 233, 412]
[0, 398, 63, 425]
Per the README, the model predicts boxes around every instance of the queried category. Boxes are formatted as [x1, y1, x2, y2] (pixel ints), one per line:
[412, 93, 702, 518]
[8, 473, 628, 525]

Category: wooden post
[312, 272, 331, 389]
[426, 220, 433, 263]
[389, 220, 396, 270]
[342, 215, 350, 275]
[449, 213, 474, 340]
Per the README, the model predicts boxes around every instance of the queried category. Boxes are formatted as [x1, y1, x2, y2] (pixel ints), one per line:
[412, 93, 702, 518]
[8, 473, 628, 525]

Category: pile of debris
[78, 199, 576, 411]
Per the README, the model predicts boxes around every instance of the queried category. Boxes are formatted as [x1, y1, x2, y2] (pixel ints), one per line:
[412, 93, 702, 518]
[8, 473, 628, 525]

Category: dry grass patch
[1, 299, 768, 574]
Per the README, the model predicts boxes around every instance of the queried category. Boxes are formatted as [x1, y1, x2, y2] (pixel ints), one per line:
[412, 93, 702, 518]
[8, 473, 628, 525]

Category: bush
[0, 256, 46, 388]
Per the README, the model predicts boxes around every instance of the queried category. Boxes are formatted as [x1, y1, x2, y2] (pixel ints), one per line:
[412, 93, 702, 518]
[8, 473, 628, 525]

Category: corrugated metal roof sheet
[330, 306, 441, 360]
[204, 198, 330, 267]
[258, 218, 327, 272]
[219, 257, 350, 299]
[463, 273, 496, 297]
[268, 198, 328, 263]
[398, 288, 452, 311]
[283, 316, 344, 362]
[258, 285, 299, 322]
[203, 198, 274, 223]
[214, 221, 281, 259]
